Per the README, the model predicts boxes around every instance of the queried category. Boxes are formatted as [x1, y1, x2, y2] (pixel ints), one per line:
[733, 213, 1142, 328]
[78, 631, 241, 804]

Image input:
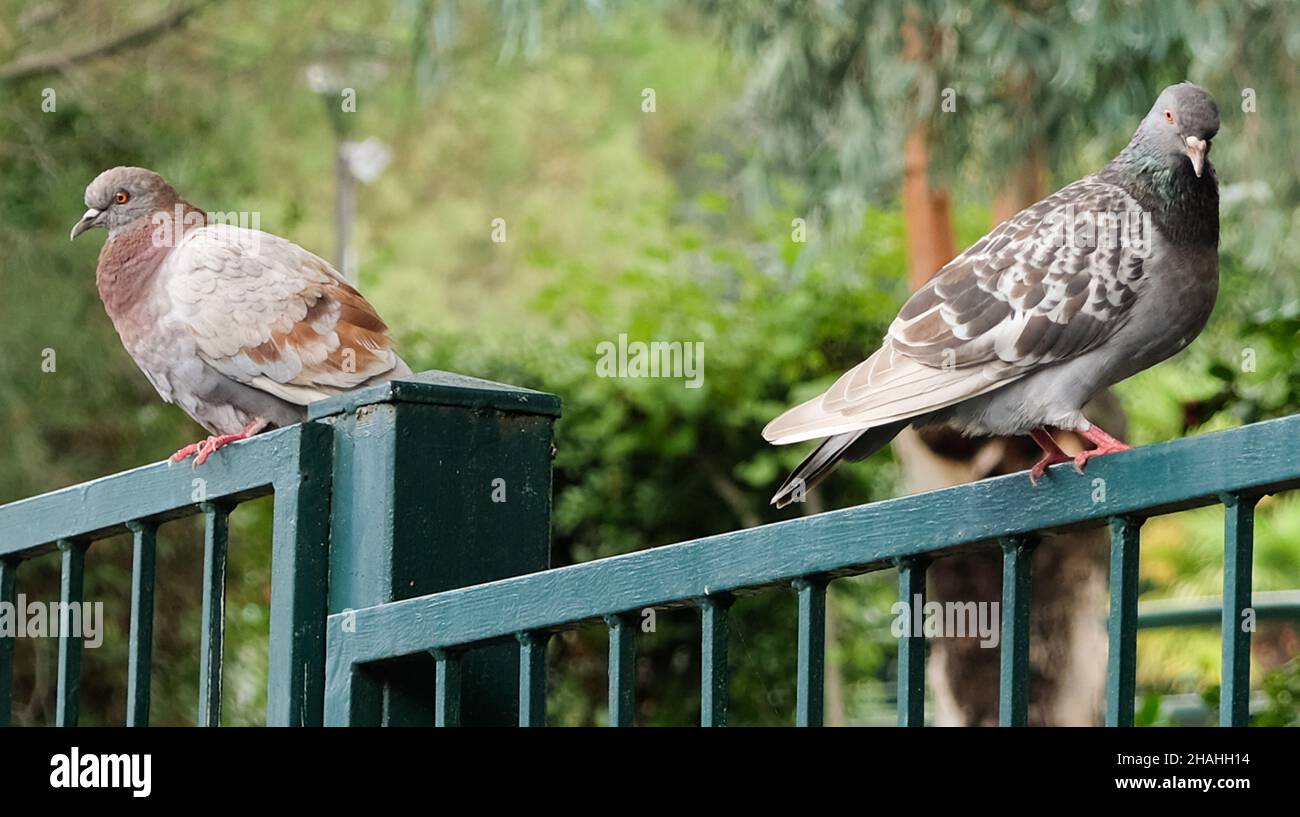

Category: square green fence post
[313, 371, 560, 726]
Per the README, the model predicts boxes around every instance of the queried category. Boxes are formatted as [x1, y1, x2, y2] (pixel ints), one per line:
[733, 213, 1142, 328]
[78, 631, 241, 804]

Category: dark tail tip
[769, 421, 907, 509]
[770, 479, 805, 509]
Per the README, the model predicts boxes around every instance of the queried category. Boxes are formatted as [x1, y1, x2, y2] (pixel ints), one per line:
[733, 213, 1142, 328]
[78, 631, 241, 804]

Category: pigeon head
[1137, 83, 1220, 179]
[71, 166, 181, 240]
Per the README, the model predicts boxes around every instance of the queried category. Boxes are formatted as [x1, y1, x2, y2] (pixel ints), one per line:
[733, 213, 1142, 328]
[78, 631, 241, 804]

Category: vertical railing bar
[605, 613, 636, 727]
[794, 575, 827, 727]
[700, 594, 733, 727]
[198, 502, 229, 727]
[517, 631, 548, 727]
[1220, 493, 1257, 727]
[126, 520, 158, 727]
[998, 535, 1035, 727]
[1105, 516, 1142, 727]
[896, 556, 929, 727]
[432, 649, 462, 727]
[266, 422, 333, 727]
[56, 539, 87, 727]
[0, 558, 17, 727]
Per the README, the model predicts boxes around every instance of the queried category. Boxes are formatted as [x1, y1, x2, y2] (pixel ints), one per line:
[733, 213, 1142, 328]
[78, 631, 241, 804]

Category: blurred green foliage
[0, 0, 1297, 724]
[1255, 658, 1300, 726]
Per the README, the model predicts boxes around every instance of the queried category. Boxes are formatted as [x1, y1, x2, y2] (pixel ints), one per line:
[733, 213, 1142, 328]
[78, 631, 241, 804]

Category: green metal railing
[0, 423, 332, 726]
[323, 410, 1300, 727]
[1133, 592, 1300, 724]
[0, 372, 559, 727]
[2, 372, 1298, 727]
[1137, 591, 1300, 630]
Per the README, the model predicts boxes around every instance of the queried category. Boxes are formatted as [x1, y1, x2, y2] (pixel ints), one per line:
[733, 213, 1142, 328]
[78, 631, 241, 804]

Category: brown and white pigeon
[764, 83, 1221, 507]
[72, 166, 411, 464]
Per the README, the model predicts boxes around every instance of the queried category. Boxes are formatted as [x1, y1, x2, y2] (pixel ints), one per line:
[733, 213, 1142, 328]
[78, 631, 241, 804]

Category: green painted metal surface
[318, 370, 558, 726]
[0, 424, 329, 557]
[517, 632, 548, 727]
[1136, 590, 1300, 628]
[198, 503, 229, 727]
[699, 594, 732, 727]
[325, 410, 1300, 727]
[1220, 495, 1257, 727]
[895, 557, 928, 727]
[605, 614, 636, 727]
[126, 520, 157, 727]
[1105, 517, 1141, 727]
[0, 422, 333, 726]
[265, 425, 334, 727]
[326, 414, 1300, 672]
[998, 536, 1034, 727]
[433, 650, 462, 727]
[794, 576, 827, 727]
[56, 539, 86, 727]
[306, 369, 560, 423]
[0, 559, 15, 726]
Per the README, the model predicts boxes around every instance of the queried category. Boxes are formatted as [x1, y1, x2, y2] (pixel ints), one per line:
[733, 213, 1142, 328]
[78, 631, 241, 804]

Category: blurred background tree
[0, 0, 1296, 725]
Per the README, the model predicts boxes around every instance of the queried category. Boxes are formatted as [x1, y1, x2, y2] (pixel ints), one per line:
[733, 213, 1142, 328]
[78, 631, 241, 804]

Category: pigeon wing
[161, 224, 409, 407]
[765, 178, 1149, 444]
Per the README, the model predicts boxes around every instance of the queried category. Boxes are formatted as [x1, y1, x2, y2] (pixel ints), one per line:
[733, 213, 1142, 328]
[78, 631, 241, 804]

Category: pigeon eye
[114, 190, 130, 205]
[1164, 110, 1175, 124]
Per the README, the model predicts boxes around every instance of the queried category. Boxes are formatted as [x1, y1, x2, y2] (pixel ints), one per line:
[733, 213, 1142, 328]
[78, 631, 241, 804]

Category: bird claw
[170, 423, 264, 467]
[1071, 424, 1133, 474]
[170, 435, 230, 467]
[1072, 442, 1132, 474]
[170, 442, 202, 464]
[192, 437, 226, 467]
[1028, 452, 1071, 486]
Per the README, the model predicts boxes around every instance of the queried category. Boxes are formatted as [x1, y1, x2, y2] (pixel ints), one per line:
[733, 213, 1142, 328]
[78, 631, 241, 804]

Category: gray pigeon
[765, 83, 1221, 507]
[72, 166, 411, 464]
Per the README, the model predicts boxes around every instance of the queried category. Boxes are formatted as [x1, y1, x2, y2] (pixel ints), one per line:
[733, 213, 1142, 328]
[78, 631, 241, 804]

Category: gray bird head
[71, 166, 180, 240]
[1137, 83, 1220, 179]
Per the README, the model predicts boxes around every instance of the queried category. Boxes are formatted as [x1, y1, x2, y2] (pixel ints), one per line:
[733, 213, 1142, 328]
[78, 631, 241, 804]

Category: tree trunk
[901, 125, 955, 288]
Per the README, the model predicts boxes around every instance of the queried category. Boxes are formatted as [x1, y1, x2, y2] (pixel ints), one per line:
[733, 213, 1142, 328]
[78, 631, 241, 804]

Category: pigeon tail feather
[770, 421, 908, 508]
[762, 346, 1012, 445]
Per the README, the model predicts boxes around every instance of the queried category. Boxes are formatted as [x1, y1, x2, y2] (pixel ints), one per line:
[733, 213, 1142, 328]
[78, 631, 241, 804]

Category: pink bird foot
[1027, 428, 1071, 486]
[1072, 424, 1132, 474]
[170, 418, 268, 467]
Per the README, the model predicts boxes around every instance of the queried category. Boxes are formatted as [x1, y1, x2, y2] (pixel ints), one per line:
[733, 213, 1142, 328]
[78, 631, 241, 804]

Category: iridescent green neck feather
[1101, 134, 1218, 248]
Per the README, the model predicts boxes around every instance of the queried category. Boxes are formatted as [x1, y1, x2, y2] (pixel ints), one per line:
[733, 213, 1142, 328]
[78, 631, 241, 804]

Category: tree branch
[0, 3, 206, 83]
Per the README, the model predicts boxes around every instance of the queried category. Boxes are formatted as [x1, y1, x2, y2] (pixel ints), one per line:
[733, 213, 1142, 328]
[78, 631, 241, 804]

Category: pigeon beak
[70, 208, 102, 240]
[1184, 135, 1208, 178]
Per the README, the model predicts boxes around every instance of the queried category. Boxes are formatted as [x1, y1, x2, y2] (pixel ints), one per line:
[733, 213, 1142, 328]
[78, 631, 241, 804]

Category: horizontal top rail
[1137, 591, 1300, 629]
[329, 413, 1300, 665]
[0, 424, 328, 559]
